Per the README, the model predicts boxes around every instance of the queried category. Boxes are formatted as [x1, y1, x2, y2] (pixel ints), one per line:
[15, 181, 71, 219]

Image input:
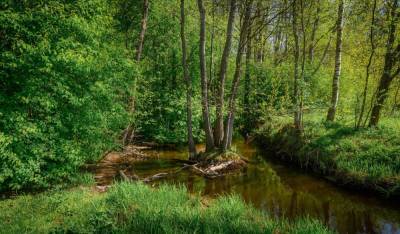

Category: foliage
[0, 182, 332, 234]
[0, 0, 136, 191]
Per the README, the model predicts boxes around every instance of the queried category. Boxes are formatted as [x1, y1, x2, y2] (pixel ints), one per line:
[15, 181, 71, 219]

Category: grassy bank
[256, 113, 400, 198]
[0, 182, 331, 234]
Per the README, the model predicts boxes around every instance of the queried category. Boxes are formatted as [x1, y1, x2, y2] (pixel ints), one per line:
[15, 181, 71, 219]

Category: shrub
[0, 0, 136, 191]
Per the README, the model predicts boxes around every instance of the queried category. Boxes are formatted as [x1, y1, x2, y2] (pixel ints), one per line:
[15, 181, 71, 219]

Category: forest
[0, 0, 399, 233]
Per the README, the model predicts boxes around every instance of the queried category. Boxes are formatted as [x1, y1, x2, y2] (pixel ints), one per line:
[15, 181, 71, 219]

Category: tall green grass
[257, 112, 400, 197]
[0, 182, 332, 234]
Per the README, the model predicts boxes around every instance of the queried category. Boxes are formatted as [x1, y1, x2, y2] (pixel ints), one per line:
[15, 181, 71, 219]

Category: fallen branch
[190, 164, 219, 178]
[143, 173, 169, 182]
[205, 161, 235, 174]
[119, 170, 131, 181]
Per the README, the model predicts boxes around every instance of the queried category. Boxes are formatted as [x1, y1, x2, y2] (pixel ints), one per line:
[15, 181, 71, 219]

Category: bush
[0, 0, 135, 191]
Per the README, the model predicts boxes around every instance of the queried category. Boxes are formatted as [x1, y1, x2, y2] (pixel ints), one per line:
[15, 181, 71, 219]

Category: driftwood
[205, 161, 235, 174]
[189, 160, 246, 178]
[185, 163, 219, 178]
[105, 159, 245, 187]
[143, 173, 169, 182]
[118, 164, 194, 183]
[119, 170, 132, 181]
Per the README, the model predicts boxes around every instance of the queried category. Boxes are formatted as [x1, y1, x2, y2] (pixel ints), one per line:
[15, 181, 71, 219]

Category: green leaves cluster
[0, 0, 136, 191]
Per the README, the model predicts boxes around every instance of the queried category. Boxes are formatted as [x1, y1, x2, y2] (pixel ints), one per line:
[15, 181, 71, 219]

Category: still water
[96, 141, 400, 234]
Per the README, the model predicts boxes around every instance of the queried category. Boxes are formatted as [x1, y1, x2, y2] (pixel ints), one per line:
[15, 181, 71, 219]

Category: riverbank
[0, 182, 331, 234]
[255, 113, 400, 198]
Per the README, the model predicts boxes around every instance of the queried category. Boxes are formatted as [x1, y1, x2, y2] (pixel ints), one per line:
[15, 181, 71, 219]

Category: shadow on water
[96, 141, 400, 234]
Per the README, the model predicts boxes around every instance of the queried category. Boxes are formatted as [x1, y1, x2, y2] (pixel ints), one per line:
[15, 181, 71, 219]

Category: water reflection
[100, 142, 400, 234]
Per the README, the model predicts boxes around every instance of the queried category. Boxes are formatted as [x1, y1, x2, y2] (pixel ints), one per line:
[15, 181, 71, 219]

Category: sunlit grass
[0, 182, 332, 234]
[257, 112, 400, 196]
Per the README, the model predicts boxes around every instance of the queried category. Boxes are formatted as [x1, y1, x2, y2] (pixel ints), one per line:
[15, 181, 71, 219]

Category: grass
[256, 112, 400, 197]
[0, 182, 332, 234]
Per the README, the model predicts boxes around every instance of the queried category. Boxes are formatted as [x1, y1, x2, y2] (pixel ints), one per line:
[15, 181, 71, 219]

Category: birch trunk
[327, 0, 344, 122]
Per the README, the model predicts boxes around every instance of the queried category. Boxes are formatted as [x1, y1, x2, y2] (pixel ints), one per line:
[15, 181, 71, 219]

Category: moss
[196, 147, 244, 162]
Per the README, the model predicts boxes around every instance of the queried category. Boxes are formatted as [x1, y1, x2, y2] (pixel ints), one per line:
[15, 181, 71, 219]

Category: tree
[369, 0, 400, 127]
[136, 0, 150, 62]
[357, 0, 377, 128]
[222, 0, 253, 150]
[308, 0, 321, 62]
[197, 0, 215, 151]
[214, 0, 237, 148]
[123, 0, 150, 145]
[292, 0, 302, 130]
[327, 0, 344, 122]
[242, 26, 252, 137]
[180, 0, 197, 159]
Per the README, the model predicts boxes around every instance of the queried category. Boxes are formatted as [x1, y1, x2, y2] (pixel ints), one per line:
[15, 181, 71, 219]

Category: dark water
[97, 141, 400, 234]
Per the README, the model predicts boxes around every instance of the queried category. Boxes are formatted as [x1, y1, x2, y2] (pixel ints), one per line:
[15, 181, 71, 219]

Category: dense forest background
[1, 0, 399, 192]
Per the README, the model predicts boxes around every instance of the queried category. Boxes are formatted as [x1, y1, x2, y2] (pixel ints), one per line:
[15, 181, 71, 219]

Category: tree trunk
[308, 0, 320, 62]
[243, 28, 252, 137]
[369, 0, 399, 127]
[214, 0, 237, 148]
[292, 0, 302, 130]
[135, 0, 149, 62]
[197, 0, 214, 151]
[209, 0, 215, 104]
[327, 0, 344, 122]
[123, 0, 150, 145]
[222, 0, 253, 151]
[357, 0, 376, 128]
[180, 0, 197, 159]
[392, 83, 400, 114]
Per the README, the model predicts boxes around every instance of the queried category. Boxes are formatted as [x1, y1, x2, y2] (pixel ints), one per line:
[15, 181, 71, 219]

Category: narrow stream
[96, 141, 400, 234]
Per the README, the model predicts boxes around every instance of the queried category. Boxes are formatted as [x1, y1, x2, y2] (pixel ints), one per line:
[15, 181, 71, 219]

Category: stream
[95, 141, 400, 234]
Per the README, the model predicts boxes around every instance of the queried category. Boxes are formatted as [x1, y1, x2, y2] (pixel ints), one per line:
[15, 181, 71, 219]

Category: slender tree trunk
[274, 14, 282, 65]
[135, 0, 149, 61]
[357, 0, 376, 128]
[292, 0, 302, 130]
[369, 0, 399, 127]
[243, 28, 252, 137]
[327, 0, 344, 122]
[214, 0, 237, 148]
[209, 0, 215, 103]
[123, 0, 150, 145]
[299, 0, 307, 128]
[197, 0, 214, 151]
[309, 0, 320, 62]
[392, 83, 400, 114]
[222, 0, 253, 151]
[180, 0, 197, 159]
